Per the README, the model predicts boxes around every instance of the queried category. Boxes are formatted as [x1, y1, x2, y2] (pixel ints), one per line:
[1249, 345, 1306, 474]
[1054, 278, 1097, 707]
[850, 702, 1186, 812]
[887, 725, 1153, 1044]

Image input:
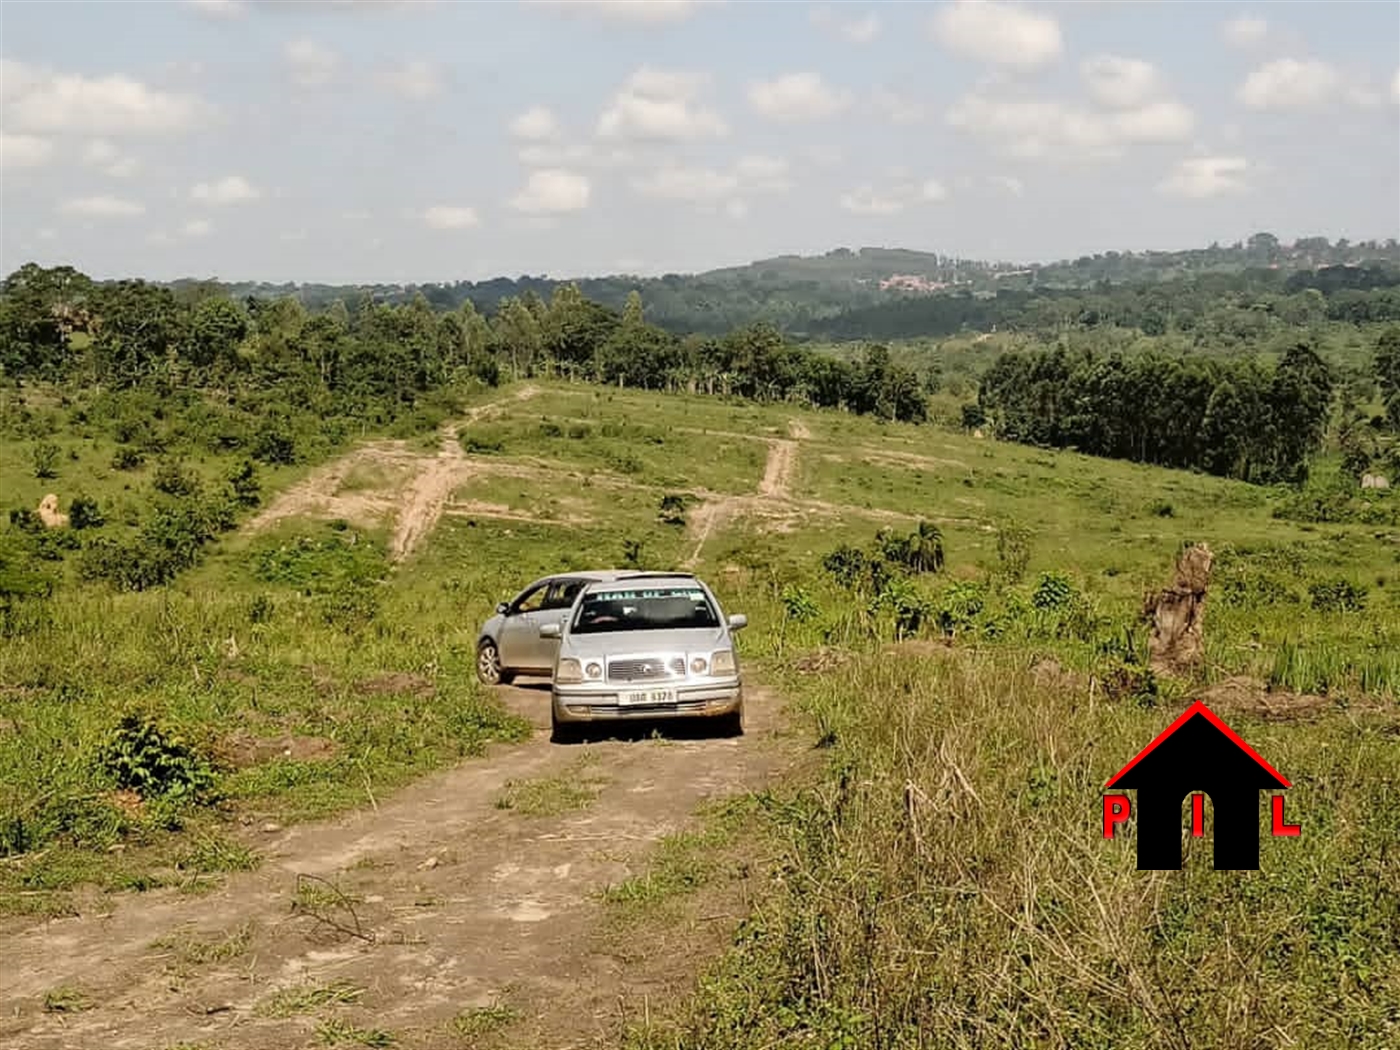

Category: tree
[1375, 326, 1400, 429]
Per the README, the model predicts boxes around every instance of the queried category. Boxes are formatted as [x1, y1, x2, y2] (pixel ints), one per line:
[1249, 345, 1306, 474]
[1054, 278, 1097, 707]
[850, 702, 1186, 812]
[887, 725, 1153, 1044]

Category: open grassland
[2, 379, 1399, 1048]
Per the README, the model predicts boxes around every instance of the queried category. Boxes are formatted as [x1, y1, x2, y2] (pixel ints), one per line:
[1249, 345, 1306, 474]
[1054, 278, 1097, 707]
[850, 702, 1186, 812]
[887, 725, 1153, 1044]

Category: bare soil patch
[1194, 676, 1331, 722]
[354, 672, 435, 699]
[218, 733, 339, 769]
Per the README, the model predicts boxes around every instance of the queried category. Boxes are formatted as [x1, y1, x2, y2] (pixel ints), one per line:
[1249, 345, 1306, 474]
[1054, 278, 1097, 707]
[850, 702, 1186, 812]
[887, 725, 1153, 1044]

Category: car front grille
[607, 656, 684, 682]
[582, 698, 710, 715]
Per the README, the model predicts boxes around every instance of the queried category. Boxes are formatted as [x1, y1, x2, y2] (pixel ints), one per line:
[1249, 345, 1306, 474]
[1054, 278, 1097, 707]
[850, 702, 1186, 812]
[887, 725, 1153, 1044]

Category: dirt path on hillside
[1, 683, 793, 1050]
[248, 387, 539, 561]
[758, 440, 797, 500]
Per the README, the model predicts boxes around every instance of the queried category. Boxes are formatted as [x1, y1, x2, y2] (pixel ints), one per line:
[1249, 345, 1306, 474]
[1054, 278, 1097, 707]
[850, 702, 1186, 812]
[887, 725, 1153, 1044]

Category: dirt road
[2, 682, 791, 1050]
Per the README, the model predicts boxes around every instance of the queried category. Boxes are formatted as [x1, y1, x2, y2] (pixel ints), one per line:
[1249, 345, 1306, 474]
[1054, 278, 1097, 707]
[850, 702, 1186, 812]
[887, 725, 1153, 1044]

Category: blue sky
[1, 0, 1397, 284]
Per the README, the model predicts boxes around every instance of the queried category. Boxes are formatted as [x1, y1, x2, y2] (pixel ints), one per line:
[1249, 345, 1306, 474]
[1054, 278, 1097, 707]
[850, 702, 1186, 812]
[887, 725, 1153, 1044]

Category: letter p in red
[1103, 794, 1131, 838]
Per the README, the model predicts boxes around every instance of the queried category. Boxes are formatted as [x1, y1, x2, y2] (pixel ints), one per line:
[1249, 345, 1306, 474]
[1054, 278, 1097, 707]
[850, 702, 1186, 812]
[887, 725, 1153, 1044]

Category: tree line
[976, 343, 1338, 483]
[0, 264, 928, 423]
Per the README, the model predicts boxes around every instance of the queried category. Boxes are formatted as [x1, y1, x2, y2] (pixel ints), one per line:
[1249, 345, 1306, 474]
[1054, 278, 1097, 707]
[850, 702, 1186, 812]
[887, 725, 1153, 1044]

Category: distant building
[879, 274, 949, 293]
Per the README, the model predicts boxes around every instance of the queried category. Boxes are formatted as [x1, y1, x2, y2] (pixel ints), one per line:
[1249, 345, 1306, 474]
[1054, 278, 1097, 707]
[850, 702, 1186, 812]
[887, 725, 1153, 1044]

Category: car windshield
[572, 585, 720, 633]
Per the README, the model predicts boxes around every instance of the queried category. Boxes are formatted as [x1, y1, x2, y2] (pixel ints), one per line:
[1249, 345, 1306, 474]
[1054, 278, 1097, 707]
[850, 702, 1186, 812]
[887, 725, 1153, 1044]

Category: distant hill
[186, 234, 1400, 338]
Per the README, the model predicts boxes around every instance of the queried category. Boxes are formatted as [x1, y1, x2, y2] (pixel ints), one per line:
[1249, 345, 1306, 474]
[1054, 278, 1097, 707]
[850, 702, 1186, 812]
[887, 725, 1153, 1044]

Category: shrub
[9, 507, 42, 534]
[252, 425, 297, 465]
[937, 581, 987, 635]
[878, 521, 944, 574]
[1031, 571, 1077, 611]
[995, 521, 1031, 582]
[31, 441, 60, 479]
[658, 493, 687, 526]
[152, 460, 202, 498]
[110, 445, 145, 471]
[97, 712, 217, 802]
[68, 494, 104, 530]
[1150, 500, 1175, 518]
[1309, 577, 1367, 613]
[225, 459, 261, 509]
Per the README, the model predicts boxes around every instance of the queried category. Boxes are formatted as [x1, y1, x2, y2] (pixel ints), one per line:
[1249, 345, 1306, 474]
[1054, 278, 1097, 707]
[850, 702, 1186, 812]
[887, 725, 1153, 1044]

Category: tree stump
[1142, 543, 1213, 676]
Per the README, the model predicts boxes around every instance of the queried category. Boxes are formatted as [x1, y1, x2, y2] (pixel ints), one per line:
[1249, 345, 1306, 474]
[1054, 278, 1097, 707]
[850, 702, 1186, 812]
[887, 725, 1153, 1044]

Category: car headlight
[710, 650, 736, 675]
[585, 661, 602, 679]
[690, 656, 708, 674]
[556, 658, 583, 684]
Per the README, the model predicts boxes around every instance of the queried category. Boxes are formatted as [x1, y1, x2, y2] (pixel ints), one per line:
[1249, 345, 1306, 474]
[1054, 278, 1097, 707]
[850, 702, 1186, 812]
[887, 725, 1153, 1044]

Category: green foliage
[110, 445, 145, 471]
[251, 424, 296, 466]
[152, 460, 202, 498]
[224, 458, 261, 508]
[68, 494, 104, 530]
[779, 584, 819, 624]
[994, 520, 1031, 582]
[936, 580, 986, 635]
[1031, 570, 1077, 611]
[97, 712, 217, 802]
[657, 493, 687, 526]
[1308, 577, 1368, 613]
[31, 441, 59, 479]
[875, 520, 944, 574]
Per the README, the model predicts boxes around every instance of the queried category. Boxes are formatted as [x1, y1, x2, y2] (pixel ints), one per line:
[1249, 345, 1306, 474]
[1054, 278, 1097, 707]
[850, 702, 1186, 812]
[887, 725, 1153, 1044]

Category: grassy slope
[3, 381, 1399, 1047]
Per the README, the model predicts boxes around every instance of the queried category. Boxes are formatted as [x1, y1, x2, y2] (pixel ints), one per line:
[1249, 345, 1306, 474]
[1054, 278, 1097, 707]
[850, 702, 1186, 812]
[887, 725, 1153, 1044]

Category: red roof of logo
[1105, 700, 1290, 789]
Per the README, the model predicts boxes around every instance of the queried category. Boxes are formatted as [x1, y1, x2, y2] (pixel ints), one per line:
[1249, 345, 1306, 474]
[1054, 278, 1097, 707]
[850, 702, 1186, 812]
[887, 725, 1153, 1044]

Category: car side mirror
[727, 613, 748, 631]
[538, 622, 561, 639]
[496, 602, 509, 615]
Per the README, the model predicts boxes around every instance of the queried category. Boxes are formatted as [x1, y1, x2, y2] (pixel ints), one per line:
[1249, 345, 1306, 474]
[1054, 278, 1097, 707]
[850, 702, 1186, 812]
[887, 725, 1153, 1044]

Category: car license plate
[622, 689, 675, 706]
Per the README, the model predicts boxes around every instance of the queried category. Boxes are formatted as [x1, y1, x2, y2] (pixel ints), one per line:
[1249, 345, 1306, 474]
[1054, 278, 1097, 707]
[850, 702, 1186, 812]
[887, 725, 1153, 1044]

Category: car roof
[581, 572, 702, 593]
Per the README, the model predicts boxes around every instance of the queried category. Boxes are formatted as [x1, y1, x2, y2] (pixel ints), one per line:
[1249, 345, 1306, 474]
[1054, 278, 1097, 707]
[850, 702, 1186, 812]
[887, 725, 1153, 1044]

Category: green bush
[68, 494, 104, 530]
[152, 460, 202, 498]
[31, 441, 60, 479]
[1031, 571, 1077, 611]
[1309, 577, 1367, 613]
[252, 425, 297, 465]
[98, 712, 217, 802]
[110, 445, 145, 471]
[225, 459, 261, 509]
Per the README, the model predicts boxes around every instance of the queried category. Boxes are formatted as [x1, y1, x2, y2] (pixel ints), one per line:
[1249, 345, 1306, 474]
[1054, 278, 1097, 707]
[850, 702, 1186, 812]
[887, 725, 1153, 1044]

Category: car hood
[561, 627, 731, 658]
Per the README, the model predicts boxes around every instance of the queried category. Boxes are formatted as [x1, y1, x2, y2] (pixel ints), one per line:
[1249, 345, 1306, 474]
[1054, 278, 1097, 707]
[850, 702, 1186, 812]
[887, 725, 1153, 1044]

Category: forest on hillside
[6, 260, 1400, 495]
[199, 234, 1400, 336]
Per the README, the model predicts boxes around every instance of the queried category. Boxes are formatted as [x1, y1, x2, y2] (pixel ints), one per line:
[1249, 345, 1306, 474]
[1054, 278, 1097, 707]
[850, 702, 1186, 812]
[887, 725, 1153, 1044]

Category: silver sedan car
[476, 570, 637, 685]
[539, 572, 747, 742]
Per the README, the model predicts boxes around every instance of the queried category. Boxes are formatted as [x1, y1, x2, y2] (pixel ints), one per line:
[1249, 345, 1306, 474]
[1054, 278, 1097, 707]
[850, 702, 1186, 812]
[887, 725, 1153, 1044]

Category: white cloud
[1, 60, 205, 134]
[811, 6, 881, 44]
[191, 175, 261, 204]
[1238, 58, 1343, 110]
[379, 59, 442, 100]
[839, 185, 905, 216]
[597, 66, 727, 141]
[947, 91, 1194, 162]
[631, 164, 739, 201]
[185, 0, 247, 16]
[920, 179, 949, 202]
[839, 177, 950, 215]
[423, 205, 479, 229]
[734, 154, 792, 191]
[525, 0, 714, 24]
[59, 195, 146, 217]
[83, 139, 140, 177]
[511, 105, 561, 141]
[285, 40, 338, 87]
[988, 174, 1024, 196]
[0, 132, 54, 170]
[1222, 14, 1268, 47]
[748, 72, 849, 121]
[1158, 155, 1249, 198]
[182, 218, 214, 237]
[1081, 55, 1162, 109]
[510, 169, 591, 214]
[931, 0, 1062, 70]
[872, 88, 928, 125]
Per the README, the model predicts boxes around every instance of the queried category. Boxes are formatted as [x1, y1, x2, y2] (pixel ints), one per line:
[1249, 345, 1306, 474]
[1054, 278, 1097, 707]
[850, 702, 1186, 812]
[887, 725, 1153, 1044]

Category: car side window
[512, 584, 548, 614]
[545, 580, 583, 611]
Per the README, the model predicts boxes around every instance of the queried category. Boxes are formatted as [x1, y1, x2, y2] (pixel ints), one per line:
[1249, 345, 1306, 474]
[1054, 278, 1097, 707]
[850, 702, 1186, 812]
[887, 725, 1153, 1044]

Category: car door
[496, 580, 553, 673]
[530, 578, 585, 668]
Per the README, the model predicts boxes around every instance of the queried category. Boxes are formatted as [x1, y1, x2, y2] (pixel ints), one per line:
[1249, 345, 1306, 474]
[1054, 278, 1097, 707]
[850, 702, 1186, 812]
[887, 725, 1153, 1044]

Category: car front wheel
[477, 640, 513, 685]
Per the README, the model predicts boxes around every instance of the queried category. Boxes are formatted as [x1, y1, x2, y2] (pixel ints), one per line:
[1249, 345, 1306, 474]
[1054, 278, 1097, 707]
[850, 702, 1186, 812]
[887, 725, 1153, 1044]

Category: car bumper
[552, 679, 743, 723]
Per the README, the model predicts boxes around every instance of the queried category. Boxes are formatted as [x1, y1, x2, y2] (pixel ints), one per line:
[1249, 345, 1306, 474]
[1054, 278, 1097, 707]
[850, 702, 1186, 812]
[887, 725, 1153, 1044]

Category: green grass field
[2, 379, 1398, 1047]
